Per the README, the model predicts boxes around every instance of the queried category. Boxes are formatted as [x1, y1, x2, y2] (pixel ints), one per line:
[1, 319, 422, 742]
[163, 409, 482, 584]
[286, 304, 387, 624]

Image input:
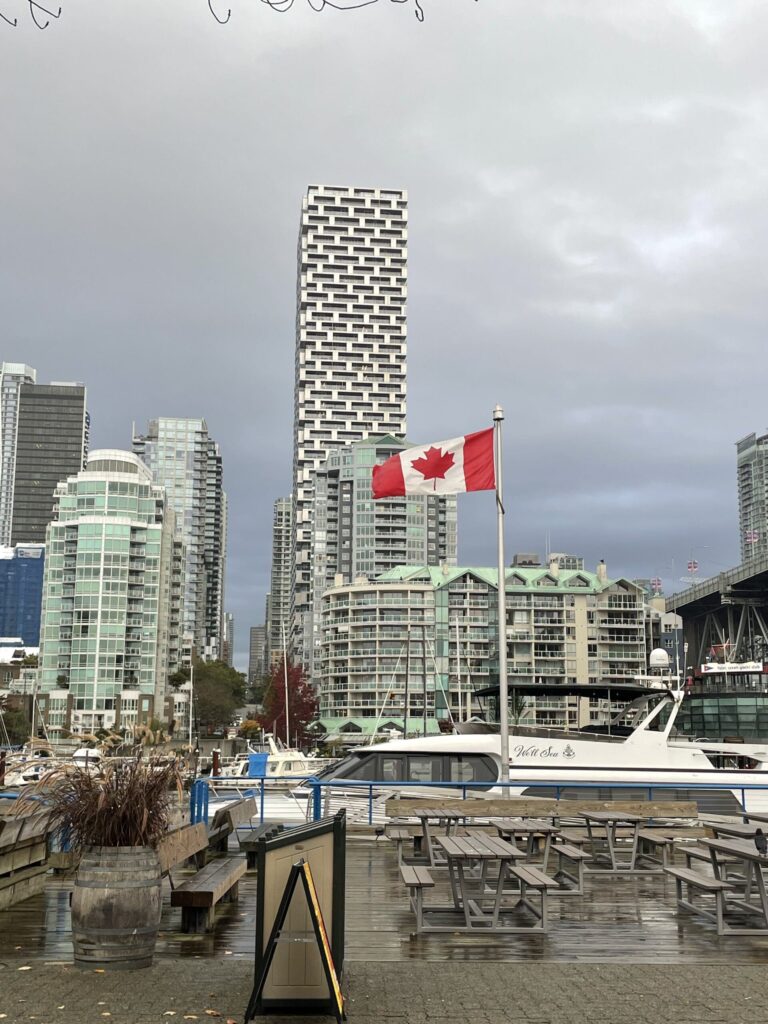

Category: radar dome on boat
[649, 648, 670, 669]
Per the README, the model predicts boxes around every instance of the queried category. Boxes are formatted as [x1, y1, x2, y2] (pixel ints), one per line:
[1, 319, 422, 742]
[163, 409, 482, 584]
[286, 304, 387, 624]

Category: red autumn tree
[257, 659, 318, 749]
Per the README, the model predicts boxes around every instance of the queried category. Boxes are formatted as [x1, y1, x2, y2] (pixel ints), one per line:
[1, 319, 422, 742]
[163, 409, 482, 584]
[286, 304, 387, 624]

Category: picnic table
[404, 833, 558, 933]
[704, 820, 762, 841]
[580, 810, 645, 872]
[492, 817, 560, 871]
[698, 836, 768, 934]
[412, 807, 469, 867]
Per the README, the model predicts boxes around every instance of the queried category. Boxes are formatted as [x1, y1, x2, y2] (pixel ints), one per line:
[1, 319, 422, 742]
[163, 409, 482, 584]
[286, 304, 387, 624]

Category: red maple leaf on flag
[411, 446, 455, 488]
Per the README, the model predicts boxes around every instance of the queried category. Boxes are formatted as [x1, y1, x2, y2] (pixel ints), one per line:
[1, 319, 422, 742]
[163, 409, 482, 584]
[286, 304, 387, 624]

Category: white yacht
[315, 688, 768, 815]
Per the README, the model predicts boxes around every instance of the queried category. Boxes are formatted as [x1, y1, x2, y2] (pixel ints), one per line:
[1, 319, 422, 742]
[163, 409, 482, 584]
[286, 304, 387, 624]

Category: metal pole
[423, 621, 428, 737]
[455, 616, 462, 723]
[403, 623, 411, 738]
[281, 621, 290, 748]
[188, 661, 194, 752]
[494, 404, 510, 784]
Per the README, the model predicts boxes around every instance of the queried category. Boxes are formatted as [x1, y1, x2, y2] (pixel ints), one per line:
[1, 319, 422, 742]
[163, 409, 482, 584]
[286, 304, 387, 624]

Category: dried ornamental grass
[30, 757, 183, 849]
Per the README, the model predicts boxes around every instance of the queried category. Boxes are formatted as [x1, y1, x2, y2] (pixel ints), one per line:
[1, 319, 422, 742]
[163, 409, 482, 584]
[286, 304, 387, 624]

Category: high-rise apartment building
[37, 450, 183, 734]
[0, 543, 45, 645]
[222, 612, 234, 666]
[319, 563, 646, 731]
[133, 418, 227, 659]
[310, 434, 457, 674]
[0, 368, 89, 546]
[248, 624, 266, 685]
[0, 363, 36, 545]
[291, 184, 408, 669]
[268, 496, 292, 667]
[737, 432, 768, 563]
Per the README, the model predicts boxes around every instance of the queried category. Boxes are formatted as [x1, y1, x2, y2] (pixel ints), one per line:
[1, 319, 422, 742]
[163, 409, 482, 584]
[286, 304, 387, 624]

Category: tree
[193, 660, 247, 733]
[257, 659, 318, 748]
[511, 693, 529, 725]
[168, 668, 189, 690]
[238, 718, 262, 740]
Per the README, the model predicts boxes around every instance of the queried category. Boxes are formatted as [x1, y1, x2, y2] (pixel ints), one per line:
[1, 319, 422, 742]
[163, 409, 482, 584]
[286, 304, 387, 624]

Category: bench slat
[171, 858, 246, 908]
[636, 830, 674, 844]
[400, 864, 434, 888]
[555, 843, 590, 861]
[512, 865, 559, 889]
[664, 867, 734, 891]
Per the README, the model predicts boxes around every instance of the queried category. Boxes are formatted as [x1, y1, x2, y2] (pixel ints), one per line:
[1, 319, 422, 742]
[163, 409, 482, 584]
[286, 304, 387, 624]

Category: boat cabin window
[449, 755, 497, 783]
[408, 755, 443, 783]
[380, 756, 405, 782]
[325, 751, 497, 786]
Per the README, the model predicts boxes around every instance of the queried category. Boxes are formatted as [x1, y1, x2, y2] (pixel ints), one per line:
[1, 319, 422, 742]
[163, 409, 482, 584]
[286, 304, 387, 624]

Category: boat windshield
[611, 692, 674, 732]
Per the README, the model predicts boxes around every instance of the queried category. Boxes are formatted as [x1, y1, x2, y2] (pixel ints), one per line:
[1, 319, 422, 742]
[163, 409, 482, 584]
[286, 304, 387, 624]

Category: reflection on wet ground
[4, 836, 768, 963]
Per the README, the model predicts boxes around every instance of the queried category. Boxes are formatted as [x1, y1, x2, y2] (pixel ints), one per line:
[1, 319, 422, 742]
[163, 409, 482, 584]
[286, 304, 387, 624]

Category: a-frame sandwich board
[244, 858, 345, 1023]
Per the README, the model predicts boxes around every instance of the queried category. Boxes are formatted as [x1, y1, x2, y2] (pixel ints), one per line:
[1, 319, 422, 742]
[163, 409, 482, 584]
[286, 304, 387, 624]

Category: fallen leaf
[14, 946, 22, 950]
[183, 1017, 198, 1021]
[17, 966, 31, 971]
[223, 950, 232, 955]
[205, 1013, 221, 1018]
[163, 1014, 177, 1018]
[97, 1002, 106, 1006]
[93, 968, 105, 974]
[0, 1014, 7, 1019]
[58, 1007, 66, 1011]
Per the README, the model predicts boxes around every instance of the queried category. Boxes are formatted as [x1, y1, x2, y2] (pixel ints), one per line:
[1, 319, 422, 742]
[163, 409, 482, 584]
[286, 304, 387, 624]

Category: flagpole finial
[493, 404, 504, 422]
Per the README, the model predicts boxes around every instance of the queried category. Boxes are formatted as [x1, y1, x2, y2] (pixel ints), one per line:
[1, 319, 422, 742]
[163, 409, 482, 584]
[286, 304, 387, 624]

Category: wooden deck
[3, 836, 768, 963]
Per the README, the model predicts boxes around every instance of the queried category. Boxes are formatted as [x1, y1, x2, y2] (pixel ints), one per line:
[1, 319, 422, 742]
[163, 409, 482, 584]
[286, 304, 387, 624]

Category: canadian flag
[372, 428, 495, 499]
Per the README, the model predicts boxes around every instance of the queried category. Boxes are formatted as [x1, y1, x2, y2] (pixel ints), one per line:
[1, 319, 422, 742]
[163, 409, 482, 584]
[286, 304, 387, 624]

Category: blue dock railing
[195, 775, 768, 827]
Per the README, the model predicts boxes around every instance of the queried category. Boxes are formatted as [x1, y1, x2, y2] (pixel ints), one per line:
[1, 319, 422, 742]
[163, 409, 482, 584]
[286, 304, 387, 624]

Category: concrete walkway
[1, 960, 768, 1024]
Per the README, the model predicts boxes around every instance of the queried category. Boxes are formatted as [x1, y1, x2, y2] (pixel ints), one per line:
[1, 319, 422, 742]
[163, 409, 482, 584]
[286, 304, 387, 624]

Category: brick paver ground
[1, 960, 768, 1024]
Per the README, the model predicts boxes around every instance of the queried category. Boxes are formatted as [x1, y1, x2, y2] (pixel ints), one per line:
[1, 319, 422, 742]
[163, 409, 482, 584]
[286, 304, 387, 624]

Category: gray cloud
[2, 0, 765, 666]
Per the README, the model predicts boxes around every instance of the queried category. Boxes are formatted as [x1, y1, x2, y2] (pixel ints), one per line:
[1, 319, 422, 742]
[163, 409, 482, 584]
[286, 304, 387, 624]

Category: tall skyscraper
[37, 450, 183, 734]
[222, 611, 235, 666]
[0, 369, 89, 546]
[268, 496, 292, 667]
[737, 432, 768, 563]
[133, 418, 227, 659]
[291, 184, 408, 669]
[310, 434, 457, 674]
[248, 624, 266, 685]
[0, 543, 45, 645]
[0, 363, 37, 545]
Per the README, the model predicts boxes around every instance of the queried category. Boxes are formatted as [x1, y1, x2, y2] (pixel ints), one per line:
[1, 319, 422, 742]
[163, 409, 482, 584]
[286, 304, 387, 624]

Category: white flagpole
[493, 404, 509, 784]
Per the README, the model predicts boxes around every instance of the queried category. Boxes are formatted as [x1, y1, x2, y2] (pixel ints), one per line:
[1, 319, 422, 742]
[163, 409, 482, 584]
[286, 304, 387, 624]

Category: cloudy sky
[3, 0, 766, 669]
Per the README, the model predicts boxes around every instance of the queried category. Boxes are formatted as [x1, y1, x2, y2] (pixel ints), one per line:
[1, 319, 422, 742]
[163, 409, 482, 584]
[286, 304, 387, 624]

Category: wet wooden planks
[3, 838, 768, 963]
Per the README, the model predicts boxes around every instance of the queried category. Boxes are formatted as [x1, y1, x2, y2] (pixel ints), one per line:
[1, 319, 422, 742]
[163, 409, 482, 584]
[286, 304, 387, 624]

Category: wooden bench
[0, 809, 53, 910]
[387, 827, 413, 866]
[236, 823, 283, 870]
[551, 842, 590, 895]
[633, 829, 676, 871]
[157, 823, 209, 878]
[664, 865, 734, 934]
[399, 863, 434, 932]
[171, 857, 247, 932]
[509, 864, 559, 931]
[207, 797, 257, 855]
[680, 844, 742, 882]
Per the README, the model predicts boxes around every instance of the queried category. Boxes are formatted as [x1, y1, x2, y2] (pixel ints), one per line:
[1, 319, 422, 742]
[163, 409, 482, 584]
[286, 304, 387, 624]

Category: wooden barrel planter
[71, 846, 162, 970]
